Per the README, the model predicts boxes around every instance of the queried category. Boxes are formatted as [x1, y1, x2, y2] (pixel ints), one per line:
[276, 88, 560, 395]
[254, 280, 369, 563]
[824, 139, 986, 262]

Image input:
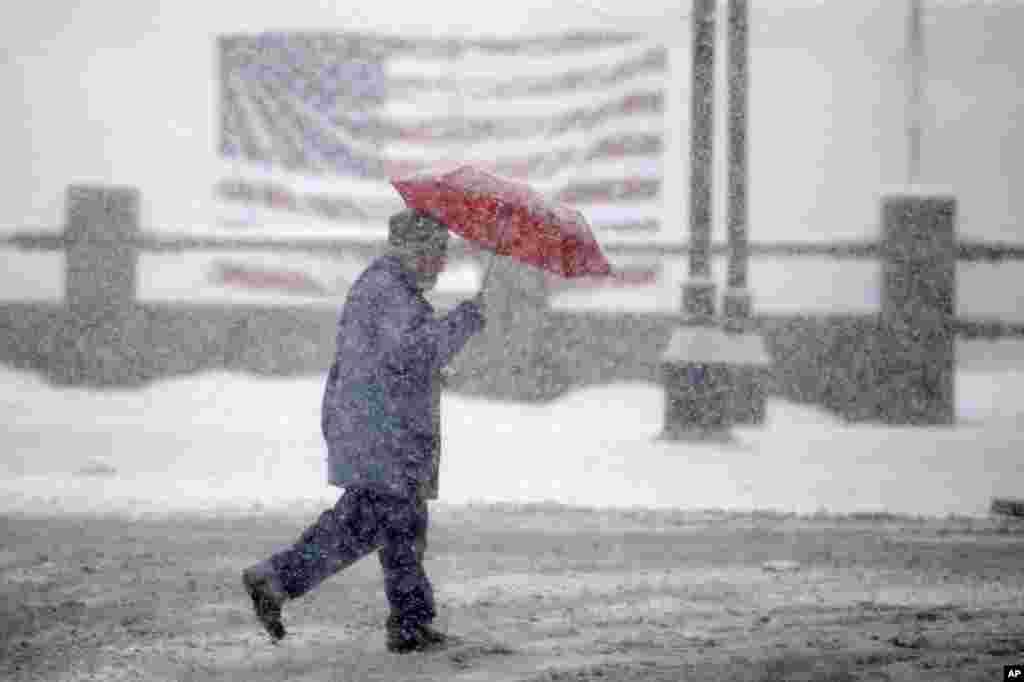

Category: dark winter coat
[321, 255, 484, 500]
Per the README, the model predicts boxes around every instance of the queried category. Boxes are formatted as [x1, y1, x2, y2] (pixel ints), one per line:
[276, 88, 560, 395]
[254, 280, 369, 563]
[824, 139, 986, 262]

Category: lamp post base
[657, 422, 738, 444]
[659, 325, 771, 440]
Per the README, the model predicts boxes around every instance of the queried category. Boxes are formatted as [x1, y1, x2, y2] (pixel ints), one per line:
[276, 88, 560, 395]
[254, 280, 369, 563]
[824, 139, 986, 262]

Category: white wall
[2, 1, 1021, 314]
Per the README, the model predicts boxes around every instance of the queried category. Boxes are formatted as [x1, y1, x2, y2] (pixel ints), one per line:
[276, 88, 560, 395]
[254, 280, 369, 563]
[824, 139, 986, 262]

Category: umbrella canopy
[391, 165, 613, 279]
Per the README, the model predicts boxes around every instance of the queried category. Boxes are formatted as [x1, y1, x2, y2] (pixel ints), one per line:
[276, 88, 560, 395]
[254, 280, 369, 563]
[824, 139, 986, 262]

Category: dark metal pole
[907, 0, 924, 186]
[724, 0, 751, 325]
[660, 0, 769, 437]
[683, 0, 716, 321]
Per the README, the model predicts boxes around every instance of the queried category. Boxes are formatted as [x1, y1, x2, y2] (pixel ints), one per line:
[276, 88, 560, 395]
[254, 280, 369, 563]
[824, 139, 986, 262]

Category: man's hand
[459, 292, 486, 335]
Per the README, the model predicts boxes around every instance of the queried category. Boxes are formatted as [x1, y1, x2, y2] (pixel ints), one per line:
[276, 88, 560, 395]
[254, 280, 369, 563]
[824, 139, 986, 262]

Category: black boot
[386, 625, 432, 654]
[386, 618, 456, 653]
[416, 624, 459, 646]
[242, 560, 288, 642]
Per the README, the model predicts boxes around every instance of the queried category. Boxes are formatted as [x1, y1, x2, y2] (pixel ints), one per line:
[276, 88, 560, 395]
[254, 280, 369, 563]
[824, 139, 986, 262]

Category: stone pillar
[878, 192, 956, 424]
[52, 185, 142, 386]
[65, 185, 139, 310]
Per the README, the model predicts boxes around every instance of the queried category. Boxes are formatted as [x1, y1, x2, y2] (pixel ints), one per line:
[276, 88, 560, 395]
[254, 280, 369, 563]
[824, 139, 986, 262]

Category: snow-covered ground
[1, 364, 1022, 520]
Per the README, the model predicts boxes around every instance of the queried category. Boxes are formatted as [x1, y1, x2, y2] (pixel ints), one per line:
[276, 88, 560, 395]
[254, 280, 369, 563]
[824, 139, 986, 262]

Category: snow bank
[0, 366, 1022, 519]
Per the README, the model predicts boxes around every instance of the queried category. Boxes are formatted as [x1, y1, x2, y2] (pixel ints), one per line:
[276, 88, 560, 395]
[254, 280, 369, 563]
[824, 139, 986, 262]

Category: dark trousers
[270, 487, 436, 632]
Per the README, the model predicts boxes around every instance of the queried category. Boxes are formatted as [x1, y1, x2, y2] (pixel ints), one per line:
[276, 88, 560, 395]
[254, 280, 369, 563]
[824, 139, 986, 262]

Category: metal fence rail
[3, 205, 1022, 411]
[5, 230, 1024, 262]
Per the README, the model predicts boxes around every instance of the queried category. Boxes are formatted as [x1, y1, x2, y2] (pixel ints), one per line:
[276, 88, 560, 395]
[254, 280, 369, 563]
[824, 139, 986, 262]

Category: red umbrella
[390, 165, 613, 289]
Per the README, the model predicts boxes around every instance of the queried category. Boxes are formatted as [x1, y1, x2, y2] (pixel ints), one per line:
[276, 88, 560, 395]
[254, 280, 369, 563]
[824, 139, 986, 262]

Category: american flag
[214, 30, 667, 295]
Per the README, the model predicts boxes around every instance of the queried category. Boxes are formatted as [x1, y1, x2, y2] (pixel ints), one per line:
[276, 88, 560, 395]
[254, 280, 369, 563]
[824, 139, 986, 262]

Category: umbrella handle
[477, 205, 513, 295]
[479, 250, 498, 295]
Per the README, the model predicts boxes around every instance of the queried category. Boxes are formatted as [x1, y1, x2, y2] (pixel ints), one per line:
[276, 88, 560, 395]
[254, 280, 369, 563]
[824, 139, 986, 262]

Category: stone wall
[1, 300, 910, 422]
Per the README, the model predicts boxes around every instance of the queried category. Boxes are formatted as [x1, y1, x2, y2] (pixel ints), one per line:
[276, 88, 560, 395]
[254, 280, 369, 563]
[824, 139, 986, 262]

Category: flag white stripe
[211, 199, 668, 245]
[581, 201, 662, 228]
[378, 73, 664, 120]
[218, 156, 661, 204]
[381, 115, 662, 162]
[217, 189, 662, 233]
[390, 48, 664, 102]
[385, 37, 663, 80]
[213, 184, 667, 241]
[535, 157, 662, 193]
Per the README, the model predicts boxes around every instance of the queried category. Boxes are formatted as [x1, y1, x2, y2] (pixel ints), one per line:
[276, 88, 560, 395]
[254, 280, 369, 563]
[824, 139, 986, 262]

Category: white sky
[3, 1, 829, 46]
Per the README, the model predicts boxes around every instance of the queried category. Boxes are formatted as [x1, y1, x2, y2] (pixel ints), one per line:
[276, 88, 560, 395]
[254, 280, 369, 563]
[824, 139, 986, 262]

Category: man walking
[242, 209, 486, 653]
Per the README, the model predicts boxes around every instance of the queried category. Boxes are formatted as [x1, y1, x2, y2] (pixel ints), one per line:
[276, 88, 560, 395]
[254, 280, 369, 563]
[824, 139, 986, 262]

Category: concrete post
[65, 185, 139, 311]
[53, 185, 142, 386]
[878, 192, 956, 424]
